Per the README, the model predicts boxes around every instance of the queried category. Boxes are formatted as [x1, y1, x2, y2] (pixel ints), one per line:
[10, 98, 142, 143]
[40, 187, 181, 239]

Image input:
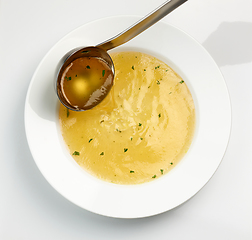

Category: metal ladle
[56, 0, 188, 111]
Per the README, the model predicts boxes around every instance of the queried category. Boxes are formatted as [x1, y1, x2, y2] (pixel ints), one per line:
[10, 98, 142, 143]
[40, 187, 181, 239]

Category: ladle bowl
[56, 46, 114, 111]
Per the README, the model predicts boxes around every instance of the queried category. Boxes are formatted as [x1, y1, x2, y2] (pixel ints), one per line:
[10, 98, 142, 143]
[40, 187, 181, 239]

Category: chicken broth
[59, 51, 195, 184]
[58, 56, 113, 110]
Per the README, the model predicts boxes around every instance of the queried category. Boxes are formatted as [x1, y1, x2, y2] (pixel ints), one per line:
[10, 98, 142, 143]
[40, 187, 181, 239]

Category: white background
[0, 0, 251, 239]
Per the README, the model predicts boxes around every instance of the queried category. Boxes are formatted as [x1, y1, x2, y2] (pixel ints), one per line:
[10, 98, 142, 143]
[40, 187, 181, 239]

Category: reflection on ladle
[56, 0, 188, 111]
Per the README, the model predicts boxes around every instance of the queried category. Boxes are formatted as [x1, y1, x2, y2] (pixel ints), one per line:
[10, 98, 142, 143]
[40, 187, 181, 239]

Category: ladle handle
[97, 0, 188, 51]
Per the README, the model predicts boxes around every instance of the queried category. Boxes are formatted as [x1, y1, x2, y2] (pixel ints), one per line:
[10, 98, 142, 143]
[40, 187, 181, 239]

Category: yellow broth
[59, 51, 195, 184]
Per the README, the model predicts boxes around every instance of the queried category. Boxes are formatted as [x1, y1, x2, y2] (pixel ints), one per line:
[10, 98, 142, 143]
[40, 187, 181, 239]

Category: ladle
[56, 0, 188, 111]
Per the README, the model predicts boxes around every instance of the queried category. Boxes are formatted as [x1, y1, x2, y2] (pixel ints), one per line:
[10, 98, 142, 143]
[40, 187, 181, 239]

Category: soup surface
[59, 51, 195, 184]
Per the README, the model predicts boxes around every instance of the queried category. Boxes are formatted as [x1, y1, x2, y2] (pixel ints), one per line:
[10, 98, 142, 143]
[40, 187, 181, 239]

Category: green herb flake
[144, 69, 146, 71]
[166, 69, 169, 72]
[72, 151, 80, 155]
[75, 75, 77, 77]
[88, 138, 93, 143]
[102, 70, 105, 77]
[152, 175, 157, 178]
[132, 66, 135, 70]
[170, 162, 174, 165]
[100, 152, 104, 156]
[65, 76, 72, 81]
[86, 65, 91, 69]
[157, 80, 160, 85]
[130, 137, 133, 141]
[160, 169, 164, 174]
[116, 128, 121, 133]
[140, 137, 143, 140]
[81, 50, 90, 53]
[130, 170, 134, 173]
[179, 80, 184, 84]
[158, 113, 161, 118]
[66, 108, 70, 117]
[124, 148, 128, 153]
[155, 66, 160, 69]
[169, 92, 172, 94]
[138, 123, 142, 126]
